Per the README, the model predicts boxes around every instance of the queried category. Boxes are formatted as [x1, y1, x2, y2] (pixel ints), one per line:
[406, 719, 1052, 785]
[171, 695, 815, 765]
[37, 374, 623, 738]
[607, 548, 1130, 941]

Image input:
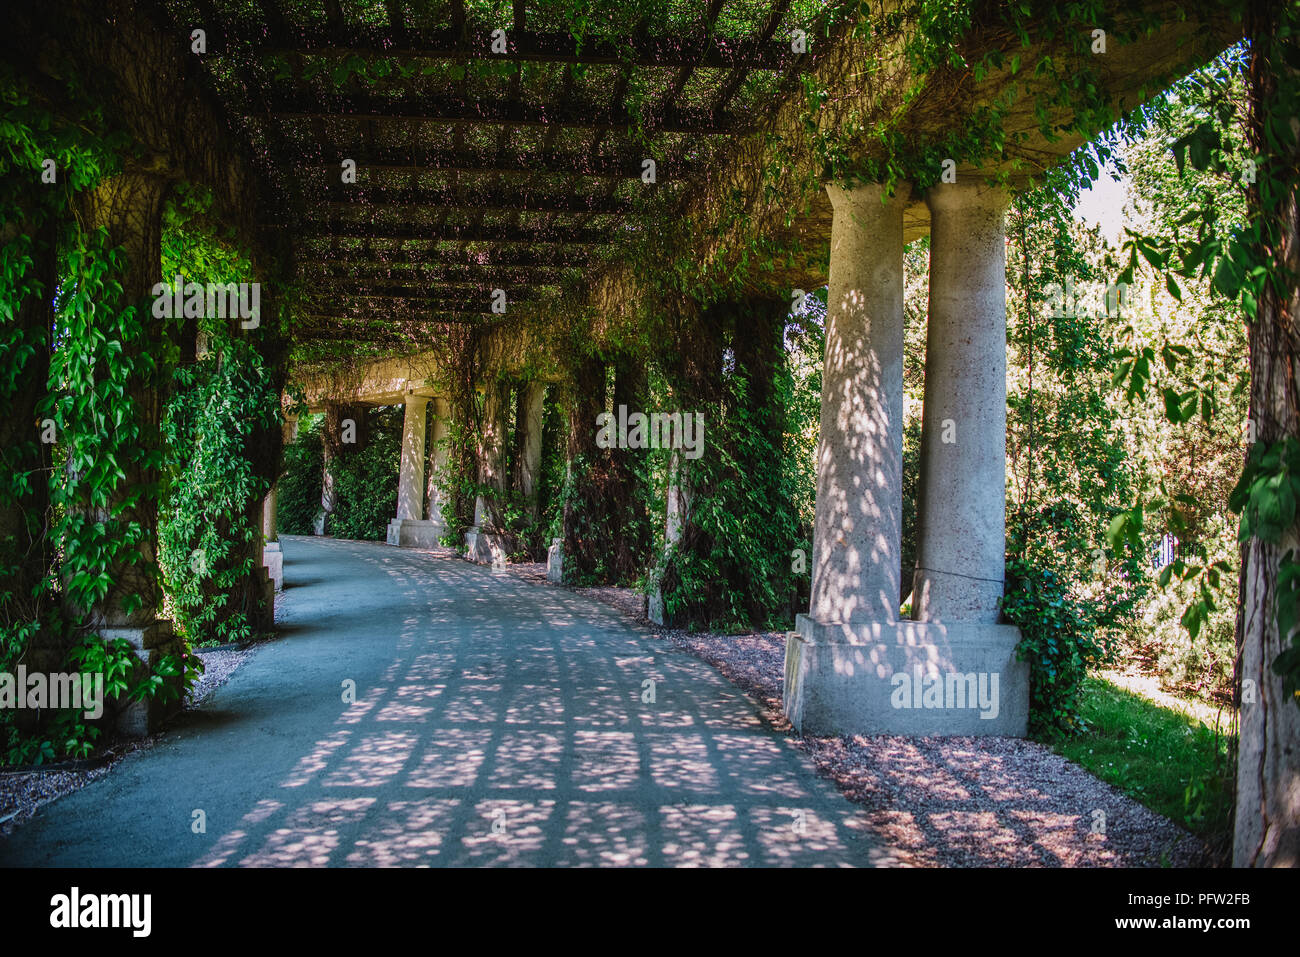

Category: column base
[783, 615, 1028, 737]
[253, 566, 276, 630]
[262, 540, 283, 591]
[96, 620, 185, 738]
[546, 538, 563, 583]
[648, 587, 666, 625]
[464, 526, 509, 566]
[386, 518, 446, 548]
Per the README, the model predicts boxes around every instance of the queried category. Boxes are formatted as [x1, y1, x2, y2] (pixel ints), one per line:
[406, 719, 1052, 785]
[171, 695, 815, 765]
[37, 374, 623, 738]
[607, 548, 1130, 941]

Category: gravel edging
[0, 643, 257, 837]
[512, 568, 1209, 868]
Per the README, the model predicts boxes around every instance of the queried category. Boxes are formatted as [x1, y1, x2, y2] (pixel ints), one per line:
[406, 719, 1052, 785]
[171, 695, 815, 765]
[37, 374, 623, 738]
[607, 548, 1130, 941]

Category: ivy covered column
[558, 355, 606, 582]
[68, 170, 179, 735]
[387, 393, 440, 547]
[514, 381, 547, 512]
[465, 381, 509, 564]
[0, 213, 57, 674]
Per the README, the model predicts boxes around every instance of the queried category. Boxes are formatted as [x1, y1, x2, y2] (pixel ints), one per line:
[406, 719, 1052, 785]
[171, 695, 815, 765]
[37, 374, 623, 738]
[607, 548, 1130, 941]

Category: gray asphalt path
[2, 536, 899, 867]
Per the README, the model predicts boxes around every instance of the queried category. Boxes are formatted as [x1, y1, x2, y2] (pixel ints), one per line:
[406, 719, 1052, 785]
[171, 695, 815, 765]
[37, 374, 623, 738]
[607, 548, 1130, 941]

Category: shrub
[278, 419, 323, 535]
[1003, 555, 1114, 737]
[326, 407, 401, 541]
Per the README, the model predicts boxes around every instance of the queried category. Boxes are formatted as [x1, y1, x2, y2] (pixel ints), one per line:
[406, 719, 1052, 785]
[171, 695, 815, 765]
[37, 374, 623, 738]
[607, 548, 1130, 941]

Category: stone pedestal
[262, 540, 283, 591]
[464, 526, 508, 566]
[97, 620, 184, 737]
[387, 518, 445, 548]
[547, 538, 564, 582]
[784, 616, 1028, 736]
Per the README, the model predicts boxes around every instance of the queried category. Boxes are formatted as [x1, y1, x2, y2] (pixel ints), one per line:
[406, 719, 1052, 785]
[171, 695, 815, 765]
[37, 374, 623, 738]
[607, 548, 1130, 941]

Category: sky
[1073, 162, 1130, 246]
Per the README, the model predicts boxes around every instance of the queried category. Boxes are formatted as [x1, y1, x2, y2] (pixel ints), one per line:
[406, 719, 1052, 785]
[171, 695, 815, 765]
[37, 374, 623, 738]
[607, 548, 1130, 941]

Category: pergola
[3, 0, 1237, 740]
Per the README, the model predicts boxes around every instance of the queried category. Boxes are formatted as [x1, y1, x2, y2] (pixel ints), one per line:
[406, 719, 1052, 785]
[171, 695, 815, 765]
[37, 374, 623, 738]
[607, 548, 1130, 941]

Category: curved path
[2, 536, 903, 867]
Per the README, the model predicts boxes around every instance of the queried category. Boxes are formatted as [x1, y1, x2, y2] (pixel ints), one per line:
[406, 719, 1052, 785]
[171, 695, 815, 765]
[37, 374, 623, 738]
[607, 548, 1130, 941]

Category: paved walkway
[2, 536, 902, 867]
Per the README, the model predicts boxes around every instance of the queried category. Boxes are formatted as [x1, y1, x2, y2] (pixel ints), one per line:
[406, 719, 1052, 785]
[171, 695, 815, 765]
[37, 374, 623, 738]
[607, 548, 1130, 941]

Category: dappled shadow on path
[193, 540, 900, 867]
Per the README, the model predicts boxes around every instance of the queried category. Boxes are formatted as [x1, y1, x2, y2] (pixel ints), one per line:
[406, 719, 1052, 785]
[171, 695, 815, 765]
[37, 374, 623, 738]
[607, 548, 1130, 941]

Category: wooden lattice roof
[159, 0, 833, 350]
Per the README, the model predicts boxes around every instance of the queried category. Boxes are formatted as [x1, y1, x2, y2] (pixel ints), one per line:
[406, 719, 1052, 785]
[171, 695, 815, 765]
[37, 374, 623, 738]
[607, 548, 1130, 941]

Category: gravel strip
[667, 628, 1208, 866]
[0, 644, 256, 837]
[517, 570, 1208, 867]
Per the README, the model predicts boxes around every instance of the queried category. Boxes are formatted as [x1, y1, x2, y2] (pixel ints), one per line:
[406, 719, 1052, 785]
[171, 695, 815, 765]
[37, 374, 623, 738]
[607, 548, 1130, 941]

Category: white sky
[1073, 163, 1130, 246]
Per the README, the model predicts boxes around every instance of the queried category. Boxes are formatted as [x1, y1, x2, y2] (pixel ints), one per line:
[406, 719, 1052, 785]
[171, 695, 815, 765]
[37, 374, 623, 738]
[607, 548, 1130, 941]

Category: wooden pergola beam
[299, 147, 687, 179]
[265, 27, 805, 71]
[318, 288, 546, 303]
[309, 187, 634, 215]
[295, 248, 593, 268]
[301, 221, 612, 245]
[266, 93, 736, 134]
[298, 265, 571, 282]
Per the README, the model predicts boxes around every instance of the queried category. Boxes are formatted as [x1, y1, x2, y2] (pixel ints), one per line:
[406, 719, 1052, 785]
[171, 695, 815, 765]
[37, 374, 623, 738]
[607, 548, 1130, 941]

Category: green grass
[1054, 676, 1234, 855]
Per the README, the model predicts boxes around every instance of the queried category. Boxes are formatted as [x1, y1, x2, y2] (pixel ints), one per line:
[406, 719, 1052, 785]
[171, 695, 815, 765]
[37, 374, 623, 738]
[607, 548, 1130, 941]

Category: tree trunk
[1234, 0, 1300, 867]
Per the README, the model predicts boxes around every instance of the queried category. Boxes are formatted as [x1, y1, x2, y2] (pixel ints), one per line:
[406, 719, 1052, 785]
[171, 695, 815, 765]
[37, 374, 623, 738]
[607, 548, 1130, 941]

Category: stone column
[260, 412, 294, 591]
[397, 394, 429, 521]
[648, 451, 690, 624]
[388, 394, 442, 548]
[75, 170, 180, 736]
[318, 403, 342, 535]
[912, 181, 1011, 623]
[260, 485, 282, 590]
[783, 178, 1028, 738]
[466, 383, 509, 564]
[262, 487, 278, 543]
[808, 182, 911, 624]
[426, 397, 450, 526]
[516, 381, 547, 509]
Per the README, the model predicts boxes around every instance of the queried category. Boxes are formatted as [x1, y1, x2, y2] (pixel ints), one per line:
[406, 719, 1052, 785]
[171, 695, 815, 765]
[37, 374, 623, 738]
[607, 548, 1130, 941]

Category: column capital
[826, 179, 912, 214]
[923, 178, 1011, 215]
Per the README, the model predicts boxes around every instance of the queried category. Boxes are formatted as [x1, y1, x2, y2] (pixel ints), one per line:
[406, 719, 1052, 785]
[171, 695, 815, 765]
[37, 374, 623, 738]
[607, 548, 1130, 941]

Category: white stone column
[911, 181, 1011, 623]
[262, 411, 294, 591]
[397, 394, 429, 521]
[783, 178, 1028, 738]
[260, 485, 282, 590]
[426, 397, 450, 526]
[387, 394, 440, 548]
[648, 450, 691, 624]
[808, 181, 911, 623]
[262, 486, 278, 542]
